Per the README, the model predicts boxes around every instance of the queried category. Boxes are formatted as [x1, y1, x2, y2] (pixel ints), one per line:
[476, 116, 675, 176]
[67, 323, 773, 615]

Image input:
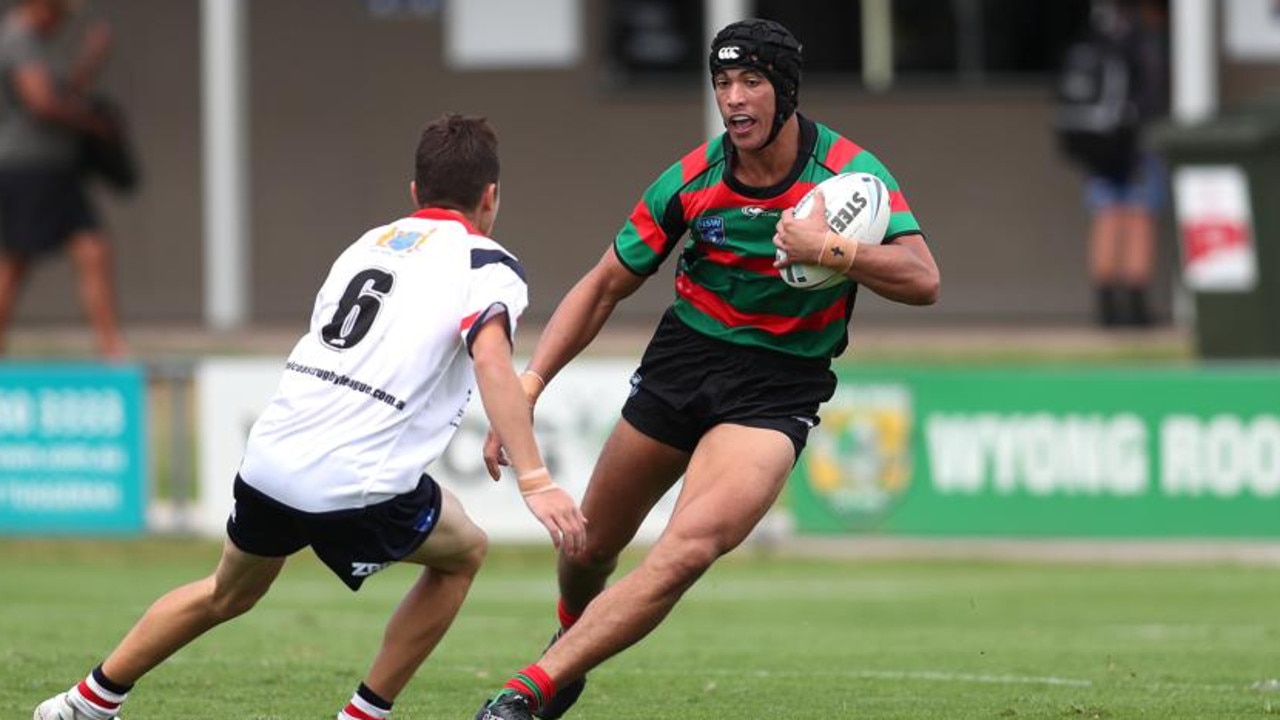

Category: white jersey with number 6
[238, 208, 527, 513]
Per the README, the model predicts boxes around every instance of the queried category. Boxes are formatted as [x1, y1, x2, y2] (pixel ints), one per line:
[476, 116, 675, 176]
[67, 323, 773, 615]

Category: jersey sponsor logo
[285, 361, 408, 411]
[695, 216, 726, 246]
[717, 46, 741, 61]
[742, 206, 781, 219]
[375, 227, 431, 253]
[828, 192, 869, 235]
[351, 560, 394, 578]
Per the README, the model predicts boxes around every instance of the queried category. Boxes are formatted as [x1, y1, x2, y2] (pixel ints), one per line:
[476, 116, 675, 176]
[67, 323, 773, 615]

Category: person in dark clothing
[0, 0, 126, 357]
[1084, 0, 1170, 328]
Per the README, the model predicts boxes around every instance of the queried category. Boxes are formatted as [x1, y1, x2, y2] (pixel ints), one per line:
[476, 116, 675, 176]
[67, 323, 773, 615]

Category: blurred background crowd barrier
[4, 358, 1280, 542]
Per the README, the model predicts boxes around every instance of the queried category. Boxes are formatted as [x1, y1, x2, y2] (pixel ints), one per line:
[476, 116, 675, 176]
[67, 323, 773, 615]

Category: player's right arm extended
[481, 248, 644, 473]
[472, 316, 587, 554]
[522, 248, 645, 403]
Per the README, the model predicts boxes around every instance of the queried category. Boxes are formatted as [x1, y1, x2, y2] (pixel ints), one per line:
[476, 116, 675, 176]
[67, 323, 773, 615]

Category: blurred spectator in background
[0, 0, 127, 357]
[1057, 0, 1170, 328]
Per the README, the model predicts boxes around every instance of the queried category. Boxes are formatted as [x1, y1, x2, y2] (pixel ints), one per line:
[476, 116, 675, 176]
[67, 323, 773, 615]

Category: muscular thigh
[662, 423, 795, 552]
[579, 417, 690, 557]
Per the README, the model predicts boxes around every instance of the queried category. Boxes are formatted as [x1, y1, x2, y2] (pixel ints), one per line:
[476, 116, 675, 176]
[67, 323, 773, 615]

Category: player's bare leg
[35, 541, 284, 719]
[523, 419, 688, 719]
[100, 539, 286, 684]
[542, 423, 794, 690]
[557, 419, 691, 615]
[359, 488, 488, 700]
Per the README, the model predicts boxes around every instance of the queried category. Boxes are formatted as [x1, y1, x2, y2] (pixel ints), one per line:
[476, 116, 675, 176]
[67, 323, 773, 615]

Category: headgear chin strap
[709, 19, 803, 149]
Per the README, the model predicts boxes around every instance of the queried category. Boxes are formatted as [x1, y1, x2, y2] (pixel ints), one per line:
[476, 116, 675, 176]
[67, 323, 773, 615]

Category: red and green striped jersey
[613, 115, 923, 359]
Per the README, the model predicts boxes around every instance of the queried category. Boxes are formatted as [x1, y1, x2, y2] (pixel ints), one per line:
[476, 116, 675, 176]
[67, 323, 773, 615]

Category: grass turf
[4, 538, 1279, 719]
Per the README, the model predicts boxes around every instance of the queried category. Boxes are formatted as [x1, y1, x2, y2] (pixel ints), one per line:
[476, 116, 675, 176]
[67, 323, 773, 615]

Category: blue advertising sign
[0, 364, 147, 535]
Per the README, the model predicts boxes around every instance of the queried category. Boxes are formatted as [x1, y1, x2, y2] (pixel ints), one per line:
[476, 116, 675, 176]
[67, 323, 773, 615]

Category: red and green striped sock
[503, 663, 556, 712]
[557, 598, 580, 631]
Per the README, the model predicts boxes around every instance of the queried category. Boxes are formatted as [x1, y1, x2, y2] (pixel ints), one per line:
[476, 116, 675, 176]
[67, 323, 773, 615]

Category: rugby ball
[777, 172, 892, 290]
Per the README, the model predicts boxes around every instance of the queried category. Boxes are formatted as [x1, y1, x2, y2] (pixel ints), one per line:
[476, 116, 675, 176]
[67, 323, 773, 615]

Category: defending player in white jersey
[33, 114, 586, 720]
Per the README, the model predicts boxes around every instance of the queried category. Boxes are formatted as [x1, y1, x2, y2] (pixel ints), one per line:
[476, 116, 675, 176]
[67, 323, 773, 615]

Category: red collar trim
[411, 208, 482, 236]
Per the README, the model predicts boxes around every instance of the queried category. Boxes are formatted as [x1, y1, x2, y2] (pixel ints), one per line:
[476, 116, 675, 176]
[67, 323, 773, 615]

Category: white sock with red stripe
[67, 666, 131, 719]
[338, 682, 393, 720]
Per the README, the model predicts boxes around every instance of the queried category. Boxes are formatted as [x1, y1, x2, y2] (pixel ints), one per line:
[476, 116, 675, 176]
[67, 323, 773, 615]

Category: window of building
[607, 0, 1093, 88]
[607, 0, 705, 82]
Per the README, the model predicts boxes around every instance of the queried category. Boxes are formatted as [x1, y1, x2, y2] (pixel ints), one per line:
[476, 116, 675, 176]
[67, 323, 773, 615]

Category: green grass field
[4, 538, 1279, 719]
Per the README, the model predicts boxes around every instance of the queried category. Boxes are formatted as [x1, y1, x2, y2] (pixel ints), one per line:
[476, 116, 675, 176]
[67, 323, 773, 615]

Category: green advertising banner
[791, 366, 1280, 537]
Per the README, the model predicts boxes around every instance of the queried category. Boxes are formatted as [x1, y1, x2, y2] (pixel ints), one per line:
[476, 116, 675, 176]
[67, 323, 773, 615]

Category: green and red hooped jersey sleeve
[612, 117, 923, 359]
[612, 146, 703, 277]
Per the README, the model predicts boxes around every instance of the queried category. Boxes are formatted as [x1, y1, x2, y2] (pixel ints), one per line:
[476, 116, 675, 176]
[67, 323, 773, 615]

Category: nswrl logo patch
[695, 216, 726, 246]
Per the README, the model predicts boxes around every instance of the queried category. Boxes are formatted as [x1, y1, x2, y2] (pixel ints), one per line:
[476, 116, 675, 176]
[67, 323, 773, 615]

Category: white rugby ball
[777, 172, 892, 291]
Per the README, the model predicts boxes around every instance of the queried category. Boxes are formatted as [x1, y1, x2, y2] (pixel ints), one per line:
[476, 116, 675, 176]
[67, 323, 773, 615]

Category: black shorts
[0, 167, 100, 257]
[621, 310, 837, 459]
[226, 474, 443, 591]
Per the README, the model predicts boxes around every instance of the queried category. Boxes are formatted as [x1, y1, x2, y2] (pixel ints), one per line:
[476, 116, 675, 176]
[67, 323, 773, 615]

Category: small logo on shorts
[792, 415, 817, 429]
[629, 371, 642, 398]
[351, 561, 393, 578]
[413, 506, 438, 532]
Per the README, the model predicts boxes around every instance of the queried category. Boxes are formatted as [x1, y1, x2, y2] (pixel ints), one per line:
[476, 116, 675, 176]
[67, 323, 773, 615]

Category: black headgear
[709, 19, 803, 148]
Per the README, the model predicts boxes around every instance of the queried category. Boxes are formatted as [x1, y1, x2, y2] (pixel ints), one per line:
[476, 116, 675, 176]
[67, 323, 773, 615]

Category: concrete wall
[13, 0, 1280, 333]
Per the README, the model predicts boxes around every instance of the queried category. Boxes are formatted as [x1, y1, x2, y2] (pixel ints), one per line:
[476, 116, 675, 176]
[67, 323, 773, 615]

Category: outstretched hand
[483, 370, 542, 480]
[523, 485, 588, 557]
[483, 427, 508, 480]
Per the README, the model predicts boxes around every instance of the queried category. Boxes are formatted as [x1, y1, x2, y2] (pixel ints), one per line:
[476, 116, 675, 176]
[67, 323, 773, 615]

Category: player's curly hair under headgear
[709, 19, 803, 148]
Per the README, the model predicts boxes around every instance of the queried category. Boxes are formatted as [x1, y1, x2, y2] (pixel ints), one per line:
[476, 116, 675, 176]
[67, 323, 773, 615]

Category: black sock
[1124, 286, 1152, 326]
[341, 683, 393, 720]
[93, 664, 133, 695]
[1096, 284, 1123, 327]
[357, 683, 393, 712]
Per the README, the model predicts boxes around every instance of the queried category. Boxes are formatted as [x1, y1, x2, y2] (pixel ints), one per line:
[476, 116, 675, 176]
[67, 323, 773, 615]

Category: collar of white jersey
[410, 207, 483, 237]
